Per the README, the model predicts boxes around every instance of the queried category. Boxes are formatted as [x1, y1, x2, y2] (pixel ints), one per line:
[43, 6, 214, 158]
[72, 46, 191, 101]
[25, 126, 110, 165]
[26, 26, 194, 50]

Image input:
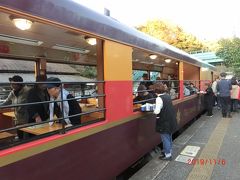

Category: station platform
[130, 109, 240, 180]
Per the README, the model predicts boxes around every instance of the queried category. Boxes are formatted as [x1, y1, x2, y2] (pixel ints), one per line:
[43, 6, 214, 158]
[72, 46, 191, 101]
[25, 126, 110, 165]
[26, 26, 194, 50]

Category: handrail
[0, 108, 106, 134]
[0, 81, 104, 85]
[0, 94, 105, 109]
[132, 79, 204, 107]
[0, 80, 106, 144]
[133, 98, 156, 105]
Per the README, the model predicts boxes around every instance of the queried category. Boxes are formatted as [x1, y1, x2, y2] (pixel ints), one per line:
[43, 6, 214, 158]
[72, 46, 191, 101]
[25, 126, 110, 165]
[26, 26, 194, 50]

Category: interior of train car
[131, 46, 215, 112]
[0, 10, 105, 147]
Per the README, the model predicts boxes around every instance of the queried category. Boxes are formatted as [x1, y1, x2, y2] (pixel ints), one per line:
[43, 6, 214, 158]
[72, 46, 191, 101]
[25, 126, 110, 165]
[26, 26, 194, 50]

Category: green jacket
[1, 86, 30, 125]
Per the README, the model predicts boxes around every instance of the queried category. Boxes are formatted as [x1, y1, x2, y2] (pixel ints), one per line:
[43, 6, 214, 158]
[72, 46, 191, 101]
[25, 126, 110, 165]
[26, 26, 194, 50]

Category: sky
[73, 0, 240, 40]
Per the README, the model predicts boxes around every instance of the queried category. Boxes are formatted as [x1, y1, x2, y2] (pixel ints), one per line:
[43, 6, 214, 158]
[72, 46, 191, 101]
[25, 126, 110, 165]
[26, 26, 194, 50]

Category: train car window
[150, 71, 160, 81]
[132, 70, 147, 92]
[132, 48, 179, 111]
[0, 11, 105, 149]
[0, 59, 36, 102]
[183, 80, 200, 96]
[183, 63, 200, 97]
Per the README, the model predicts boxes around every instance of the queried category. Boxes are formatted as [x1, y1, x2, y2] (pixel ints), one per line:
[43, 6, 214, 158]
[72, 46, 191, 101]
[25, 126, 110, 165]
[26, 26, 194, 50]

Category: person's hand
[35, 116, 42, 123]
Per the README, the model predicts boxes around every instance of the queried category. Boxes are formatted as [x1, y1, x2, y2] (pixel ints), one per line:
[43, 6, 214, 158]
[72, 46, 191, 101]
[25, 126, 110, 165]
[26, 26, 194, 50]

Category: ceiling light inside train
[85, 37, 97, 45]
[201, 67, 209, 71]
[11, 17, 33, 30]
[149, 54, 157, 60]
[165, 59, 171, 63]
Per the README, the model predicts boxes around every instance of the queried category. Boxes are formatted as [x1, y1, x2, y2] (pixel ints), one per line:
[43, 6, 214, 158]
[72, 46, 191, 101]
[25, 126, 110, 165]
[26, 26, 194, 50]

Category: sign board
[175, 145, 201, 164]
[180, 145, 200, 157]
[175, 155, 193, 164]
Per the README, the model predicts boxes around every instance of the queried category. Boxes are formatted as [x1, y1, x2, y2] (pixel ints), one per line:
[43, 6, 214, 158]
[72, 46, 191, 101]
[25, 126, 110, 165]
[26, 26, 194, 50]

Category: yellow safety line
[187, 118, 230, 180]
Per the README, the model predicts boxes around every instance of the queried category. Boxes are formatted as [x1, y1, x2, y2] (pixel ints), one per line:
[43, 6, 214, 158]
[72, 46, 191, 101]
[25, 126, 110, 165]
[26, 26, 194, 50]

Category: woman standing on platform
[204, 83, 214, 117]
[230, 77, 239, 112]
[154, 83, 177, 161]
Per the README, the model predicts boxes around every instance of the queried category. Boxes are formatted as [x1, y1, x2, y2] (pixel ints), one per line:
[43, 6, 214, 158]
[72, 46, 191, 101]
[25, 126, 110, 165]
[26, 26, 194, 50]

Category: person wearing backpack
[46, 77, 81, 125]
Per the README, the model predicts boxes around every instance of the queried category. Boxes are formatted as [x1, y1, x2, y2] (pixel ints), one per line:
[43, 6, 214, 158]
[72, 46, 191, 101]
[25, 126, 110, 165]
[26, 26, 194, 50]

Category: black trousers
[219, 96, 231, 117]
[205, 95, 213, 116]
[213, 95, 217, 106]
[231, 99, 239, 112]
[213, 95, 220, 107]
[207, 107, 213, 116]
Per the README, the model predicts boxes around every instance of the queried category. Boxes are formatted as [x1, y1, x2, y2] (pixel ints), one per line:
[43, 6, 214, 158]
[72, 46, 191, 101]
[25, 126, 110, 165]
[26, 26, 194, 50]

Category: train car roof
[0, 0, 216, 71]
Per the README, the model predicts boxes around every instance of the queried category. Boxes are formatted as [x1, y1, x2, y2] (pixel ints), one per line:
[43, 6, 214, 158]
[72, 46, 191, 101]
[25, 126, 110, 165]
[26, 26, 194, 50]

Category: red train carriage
[0, 1, 216, 180]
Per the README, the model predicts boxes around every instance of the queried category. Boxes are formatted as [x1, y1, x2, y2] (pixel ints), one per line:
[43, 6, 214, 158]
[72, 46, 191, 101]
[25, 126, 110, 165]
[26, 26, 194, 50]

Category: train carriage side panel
[104, 40, 134, 121]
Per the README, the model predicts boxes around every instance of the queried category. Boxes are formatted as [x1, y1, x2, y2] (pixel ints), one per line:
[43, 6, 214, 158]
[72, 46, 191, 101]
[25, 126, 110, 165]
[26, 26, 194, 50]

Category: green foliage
[137, 20, 207, 53]
[216, 37, 240, 76]
[81, 66, 97, 79]
[203, 40, 220, 52]
[216, 38, 240, 66]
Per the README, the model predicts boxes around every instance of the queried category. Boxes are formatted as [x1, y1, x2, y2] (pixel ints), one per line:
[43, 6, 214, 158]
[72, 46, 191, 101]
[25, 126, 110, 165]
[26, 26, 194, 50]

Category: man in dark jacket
[27, 75, 49, 123]
[133, 84, 155, 104]
[217, 72, 232, 118]
[154, 83, 178, 160]
[140, 73, 153, 90]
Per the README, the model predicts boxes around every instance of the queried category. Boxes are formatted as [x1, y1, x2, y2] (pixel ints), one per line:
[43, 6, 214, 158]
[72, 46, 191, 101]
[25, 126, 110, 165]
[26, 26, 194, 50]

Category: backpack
[67, 94, 82, 125]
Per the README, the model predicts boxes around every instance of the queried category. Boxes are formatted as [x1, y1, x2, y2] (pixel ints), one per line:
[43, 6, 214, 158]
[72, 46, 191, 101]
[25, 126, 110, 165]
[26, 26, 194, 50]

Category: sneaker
[206, 115, 213, 117]
[159, 156, 172, 161]
[158, 152, 165, 159]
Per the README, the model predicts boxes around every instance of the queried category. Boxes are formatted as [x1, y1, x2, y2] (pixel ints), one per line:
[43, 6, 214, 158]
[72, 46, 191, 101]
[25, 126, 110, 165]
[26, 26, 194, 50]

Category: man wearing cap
[46, 77, 81, 125]
[217, 72, 232, 118]
[0, 75, 30, 139]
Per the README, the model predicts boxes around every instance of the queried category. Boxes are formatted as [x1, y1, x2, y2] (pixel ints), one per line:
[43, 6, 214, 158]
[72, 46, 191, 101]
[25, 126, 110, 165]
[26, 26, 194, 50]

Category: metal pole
[60, 83, 66, 134]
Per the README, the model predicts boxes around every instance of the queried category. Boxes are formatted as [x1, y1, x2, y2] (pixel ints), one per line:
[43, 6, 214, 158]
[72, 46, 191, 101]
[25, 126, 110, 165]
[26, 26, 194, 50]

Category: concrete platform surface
[130, 109, 240, 180]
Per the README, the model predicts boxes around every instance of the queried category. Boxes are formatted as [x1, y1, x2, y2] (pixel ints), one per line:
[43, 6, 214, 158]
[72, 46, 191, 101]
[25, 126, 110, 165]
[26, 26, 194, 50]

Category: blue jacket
[216, 79, 232, 97]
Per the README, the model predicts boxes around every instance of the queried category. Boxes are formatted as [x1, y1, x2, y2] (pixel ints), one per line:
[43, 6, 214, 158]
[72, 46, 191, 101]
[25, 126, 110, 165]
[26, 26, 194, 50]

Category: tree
[216, 37, 240, 67]
[80, 66, 97, 79]
[137, 20, 207, 53]
[71, 65, 97, 79]
[203, 40, 220, 52]
[216, 37, 240, 77]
